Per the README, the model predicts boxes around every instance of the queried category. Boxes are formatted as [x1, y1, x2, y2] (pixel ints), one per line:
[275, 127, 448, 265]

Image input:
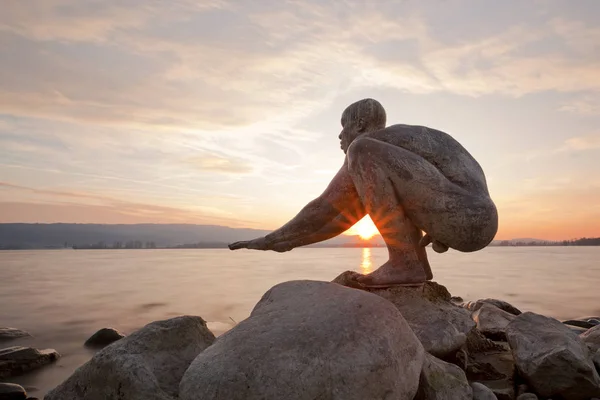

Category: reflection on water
[360, 248, 373, 273]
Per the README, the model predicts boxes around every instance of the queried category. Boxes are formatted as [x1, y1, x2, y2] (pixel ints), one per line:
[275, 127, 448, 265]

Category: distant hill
[0, 223, 385, 249]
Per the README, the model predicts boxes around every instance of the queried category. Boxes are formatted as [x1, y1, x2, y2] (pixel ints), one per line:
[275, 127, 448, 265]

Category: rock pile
[3, 276, 600, 400]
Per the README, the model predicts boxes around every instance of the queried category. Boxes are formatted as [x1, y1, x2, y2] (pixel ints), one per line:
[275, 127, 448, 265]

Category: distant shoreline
[1, 242, 599, 251]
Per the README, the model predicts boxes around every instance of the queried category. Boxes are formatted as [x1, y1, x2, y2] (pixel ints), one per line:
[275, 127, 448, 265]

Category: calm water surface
[1, 247, 599, 397]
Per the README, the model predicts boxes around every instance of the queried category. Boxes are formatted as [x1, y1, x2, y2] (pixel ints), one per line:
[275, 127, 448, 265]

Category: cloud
[564, 133, 600, 151]
[559, 96, 600, 116]
[0, 181, 260, 227]
[185, 154, 253, 174]
[2, 0, 599, 136]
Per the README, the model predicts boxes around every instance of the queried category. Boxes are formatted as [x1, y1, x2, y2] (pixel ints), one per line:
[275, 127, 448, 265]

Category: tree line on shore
[2, 237, 600, 250]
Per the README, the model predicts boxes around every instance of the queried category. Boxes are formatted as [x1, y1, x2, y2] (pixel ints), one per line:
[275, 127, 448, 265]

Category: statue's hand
[419, 233, 449, 253]
[271, 241, 294, 253]
[228, 236, 270, 251]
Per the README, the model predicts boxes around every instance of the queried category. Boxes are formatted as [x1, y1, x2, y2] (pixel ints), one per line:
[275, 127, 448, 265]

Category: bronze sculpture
[229, 99, 498, 288]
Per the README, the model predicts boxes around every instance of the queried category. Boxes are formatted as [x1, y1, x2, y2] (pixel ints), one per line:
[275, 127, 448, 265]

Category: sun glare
[352, 216, 380, 240]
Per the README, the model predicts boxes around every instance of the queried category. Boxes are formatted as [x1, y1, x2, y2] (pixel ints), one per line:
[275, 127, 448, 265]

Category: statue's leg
[346, 137, 496, 288]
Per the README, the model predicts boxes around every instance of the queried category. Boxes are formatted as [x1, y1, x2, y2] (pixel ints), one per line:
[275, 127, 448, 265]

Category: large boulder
[506, 312, 600, 400]
[333, 272, 475, 358]
[472, 303, 516, 341]
[0, 329, 30, 342]
[415, 353, 472, 400]
[45, 316, 215, 400]
[0, 383, 27, 400]
[581, 324, 600, 353]
[84, 327, 125, 348]
[180, 280, 425, 400]
[463, 299, 521, 316]
[0, 347, 59, 378]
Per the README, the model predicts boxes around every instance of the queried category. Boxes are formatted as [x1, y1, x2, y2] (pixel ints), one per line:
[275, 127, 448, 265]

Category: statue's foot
[356, 260, 427, 289]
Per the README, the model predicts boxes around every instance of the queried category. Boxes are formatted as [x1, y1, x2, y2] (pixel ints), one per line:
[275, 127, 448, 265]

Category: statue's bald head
[339, 98, 386, 153]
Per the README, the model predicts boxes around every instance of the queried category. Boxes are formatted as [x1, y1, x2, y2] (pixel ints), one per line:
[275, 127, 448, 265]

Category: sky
[0, 0, 599, 241]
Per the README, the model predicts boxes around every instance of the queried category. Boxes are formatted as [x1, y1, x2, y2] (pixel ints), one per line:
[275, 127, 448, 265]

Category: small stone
[515, 394, 537, 400]
[464, 299, 522, 316]
[0, 347, 60, 378]
[472, 303, 516, 341]
[470, 382, 497, 400]
[563, 319, 596, 329]
[415, 353, 472, 400]
[0, 328, 30, 342]
[84, 327, 125, 348]
[451, 296, 464, 303]
[593, 349, 600, 372]
[0, 383, 27, 400]
[581, 324, 600, 353]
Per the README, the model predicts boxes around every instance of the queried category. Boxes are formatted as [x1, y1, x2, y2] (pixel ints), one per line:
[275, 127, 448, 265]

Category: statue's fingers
[432, 241, 449, 253]
[419, 233, 432, 247]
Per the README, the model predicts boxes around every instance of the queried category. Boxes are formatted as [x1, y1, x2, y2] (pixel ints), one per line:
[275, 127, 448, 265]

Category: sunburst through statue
[351, 215, 380, 240]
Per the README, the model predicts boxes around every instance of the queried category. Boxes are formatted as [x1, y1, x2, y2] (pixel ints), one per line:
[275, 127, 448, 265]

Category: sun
[352, 216, 380, 240]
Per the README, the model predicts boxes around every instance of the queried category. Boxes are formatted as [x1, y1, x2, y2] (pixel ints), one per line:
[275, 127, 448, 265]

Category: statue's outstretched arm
[268, 204, 366, 252]
[229, 160, 360, 251]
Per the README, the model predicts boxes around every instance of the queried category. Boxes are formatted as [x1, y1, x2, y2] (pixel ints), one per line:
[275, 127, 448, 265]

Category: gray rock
[0, 383, 27, 400]
[564, 319, 596, 329]
[470, 382, 497, 400]
[0, 347, 60, 378]
[594, 349, 600, 372]
[45, 316, 215, 400]
[180, 280, 425, 400]
[581, 324, 600, 353]
[334, 276, 475, 358]
[84, 327, 125, 348]
[472, 303, 516, 341]
[415, 353, 472, 399]
[0, 329, 30, 342]
[464, 299, 522, 316]
[506, 312, 600, 400]
[515, 394, 537, 400]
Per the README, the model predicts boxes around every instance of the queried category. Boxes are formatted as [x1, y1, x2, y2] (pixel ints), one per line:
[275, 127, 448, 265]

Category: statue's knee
[347, 137, 372, 172]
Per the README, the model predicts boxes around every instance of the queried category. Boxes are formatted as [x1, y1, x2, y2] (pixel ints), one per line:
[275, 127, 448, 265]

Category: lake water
[1, 247, 599, 397]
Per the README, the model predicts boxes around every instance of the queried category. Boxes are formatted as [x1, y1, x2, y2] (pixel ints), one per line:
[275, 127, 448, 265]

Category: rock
[333, 272, 475, 358]
[515, 394, 537, 400]
[564, 319, 597, 329]
[472, 303, 516, 341]
[594, 349, 600, 372]
[0, 347, 60, 378]
[464, 299, 522, 316]
[415, 353, 472, 399]
[565, 324, 589, 334]
[470, 382, 498, 400]
[464, 332, 515, 400]
[451, 296, 464, 303]
[0, 383, 27, 400]
[180, 280, 425, 400]
[506, 312, 600, 400]
[45, 316, 215, 400]
[466, 329, 506, 354]
[0, 329, 30, 342]
[581, 324, 600, 353]
[84, 327, 125, 348]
